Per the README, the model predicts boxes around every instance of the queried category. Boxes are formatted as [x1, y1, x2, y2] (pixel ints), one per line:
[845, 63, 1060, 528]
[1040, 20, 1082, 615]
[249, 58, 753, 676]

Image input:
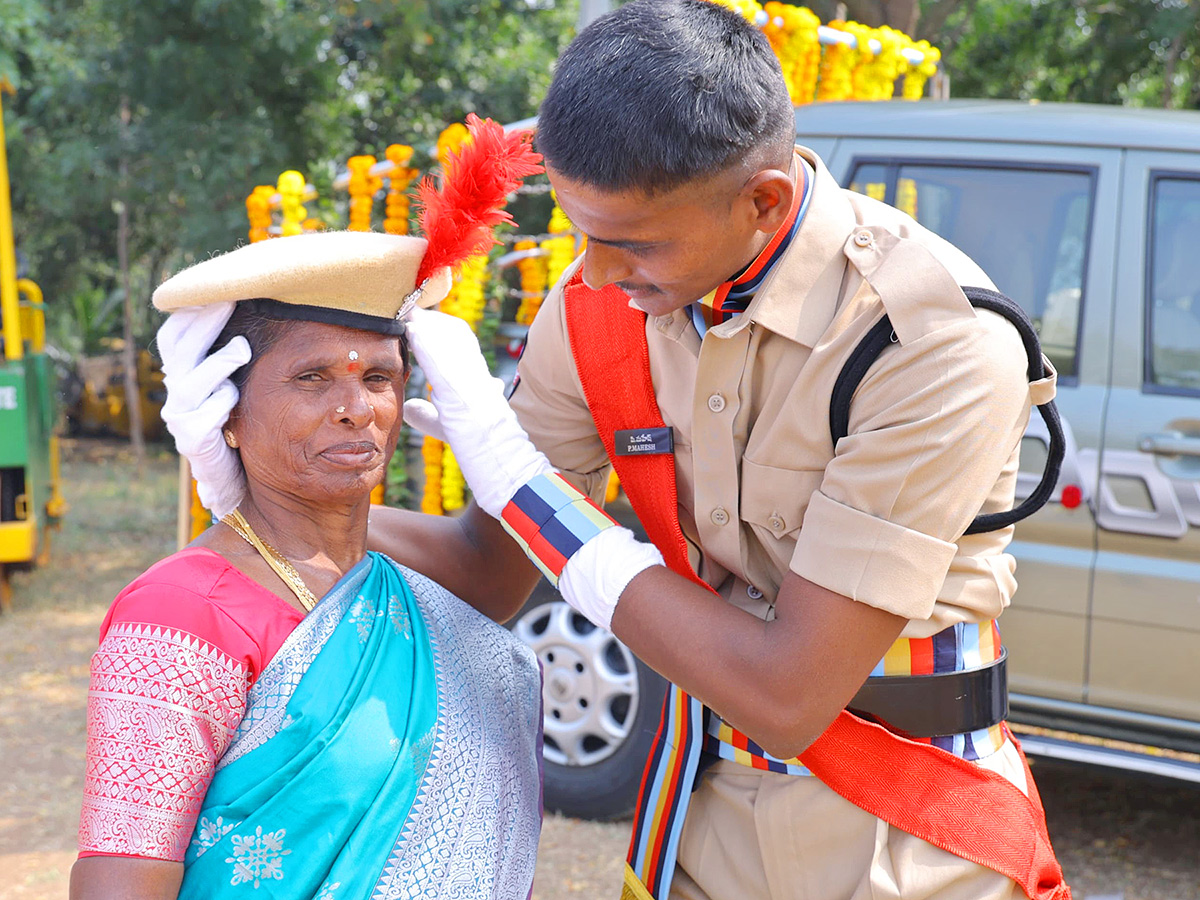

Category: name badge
[614, 427, 674, 456]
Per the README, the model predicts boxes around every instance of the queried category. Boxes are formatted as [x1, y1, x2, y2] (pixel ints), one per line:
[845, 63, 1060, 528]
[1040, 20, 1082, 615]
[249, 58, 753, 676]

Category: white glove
[400, 397, 447, 443]
[558, 527, 665, 631]
[156, 303, 251, 519]
[403, 308, 553, 517]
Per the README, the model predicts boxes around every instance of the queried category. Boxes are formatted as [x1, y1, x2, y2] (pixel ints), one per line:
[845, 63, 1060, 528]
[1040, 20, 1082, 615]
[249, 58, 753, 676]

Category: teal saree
[178, 552, 542, 899]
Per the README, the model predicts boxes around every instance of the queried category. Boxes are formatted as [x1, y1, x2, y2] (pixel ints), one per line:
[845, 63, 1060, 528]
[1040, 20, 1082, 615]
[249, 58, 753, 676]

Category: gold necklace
[221, 509, 318, 612]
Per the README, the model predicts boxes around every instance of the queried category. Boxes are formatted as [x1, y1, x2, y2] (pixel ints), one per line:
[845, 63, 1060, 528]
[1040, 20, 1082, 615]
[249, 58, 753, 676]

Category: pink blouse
[77, 548, 304, 861]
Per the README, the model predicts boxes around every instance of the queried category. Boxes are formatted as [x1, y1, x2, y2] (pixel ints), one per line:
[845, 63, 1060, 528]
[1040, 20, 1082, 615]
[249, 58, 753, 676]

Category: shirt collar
[701, 158, 808, 311]
[708, 147, 858, 348]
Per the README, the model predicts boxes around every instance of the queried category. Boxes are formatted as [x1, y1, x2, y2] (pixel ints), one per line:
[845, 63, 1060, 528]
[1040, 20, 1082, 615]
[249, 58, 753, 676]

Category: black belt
[846, 650, 1008, 739]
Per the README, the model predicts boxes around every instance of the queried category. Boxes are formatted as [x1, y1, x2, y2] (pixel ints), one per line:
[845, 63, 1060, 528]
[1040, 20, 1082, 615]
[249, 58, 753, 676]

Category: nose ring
[335, 406, 346, 414]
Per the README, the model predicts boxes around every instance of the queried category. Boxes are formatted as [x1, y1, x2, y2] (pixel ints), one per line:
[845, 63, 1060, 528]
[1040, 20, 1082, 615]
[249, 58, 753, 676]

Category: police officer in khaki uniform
[383, 2, 1067, 899]
[159, 1, 1067, 897]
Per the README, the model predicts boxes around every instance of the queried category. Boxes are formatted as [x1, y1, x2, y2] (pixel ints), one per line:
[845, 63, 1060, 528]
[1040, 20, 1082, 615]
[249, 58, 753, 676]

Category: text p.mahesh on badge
[614, 427, 674, 456]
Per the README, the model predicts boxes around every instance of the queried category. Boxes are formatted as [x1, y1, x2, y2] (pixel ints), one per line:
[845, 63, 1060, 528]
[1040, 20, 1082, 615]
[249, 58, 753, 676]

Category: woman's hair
[536, 0, 796, 195]
[210, 304, 411, 391]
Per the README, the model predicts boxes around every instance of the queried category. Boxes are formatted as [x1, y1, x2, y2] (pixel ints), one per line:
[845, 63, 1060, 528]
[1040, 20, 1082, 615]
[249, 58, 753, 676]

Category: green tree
[313, 0, 574, 163]
[938, 0, 1200, 109]
[2, 0, 576, 358]
[13, 1, 349, 319]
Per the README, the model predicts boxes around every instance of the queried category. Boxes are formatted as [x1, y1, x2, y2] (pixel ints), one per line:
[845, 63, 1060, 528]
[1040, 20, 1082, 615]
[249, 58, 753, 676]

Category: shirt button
[854, 230, 874, 248]
[747, 585, 763, 600]
[711, 507, 730, 526]
[768, 514, 785, 532]
[707, 393, 726, 413]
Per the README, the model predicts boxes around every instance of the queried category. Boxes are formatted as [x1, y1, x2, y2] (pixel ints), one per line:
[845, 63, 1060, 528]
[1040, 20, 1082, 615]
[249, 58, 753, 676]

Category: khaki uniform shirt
[510, 148, 1056, 638]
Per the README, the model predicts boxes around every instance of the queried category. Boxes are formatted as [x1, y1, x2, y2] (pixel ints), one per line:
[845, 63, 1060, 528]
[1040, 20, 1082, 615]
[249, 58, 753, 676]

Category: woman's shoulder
[374, 553, 540, 672]
[100, 547, 303, 681]
[373, 552, 483, 621]
[128, 545, 244, 591]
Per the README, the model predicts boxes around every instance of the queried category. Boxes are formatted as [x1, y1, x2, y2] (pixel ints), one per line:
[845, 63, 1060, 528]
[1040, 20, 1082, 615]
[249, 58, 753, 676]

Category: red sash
[562, 272, 1070, 900]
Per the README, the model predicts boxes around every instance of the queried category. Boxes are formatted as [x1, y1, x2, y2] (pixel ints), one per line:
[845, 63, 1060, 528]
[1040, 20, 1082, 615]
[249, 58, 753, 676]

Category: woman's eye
[295, 372, 324, 383]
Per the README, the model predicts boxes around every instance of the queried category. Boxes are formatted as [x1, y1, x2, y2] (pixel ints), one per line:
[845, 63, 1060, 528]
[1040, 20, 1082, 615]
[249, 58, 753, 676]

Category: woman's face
[228, 321, 407, 507]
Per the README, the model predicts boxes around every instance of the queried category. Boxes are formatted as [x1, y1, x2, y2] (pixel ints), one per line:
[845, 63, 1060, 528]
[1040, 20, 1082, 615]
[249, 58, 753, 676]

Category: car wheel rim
[512, 600, 639, 767]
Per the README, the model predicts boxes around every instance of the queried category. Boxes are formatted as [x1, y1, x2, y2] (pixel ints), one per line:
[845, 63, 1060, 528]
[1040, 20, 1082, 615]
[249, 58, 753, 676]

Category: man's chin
[623, 290, 683, 317]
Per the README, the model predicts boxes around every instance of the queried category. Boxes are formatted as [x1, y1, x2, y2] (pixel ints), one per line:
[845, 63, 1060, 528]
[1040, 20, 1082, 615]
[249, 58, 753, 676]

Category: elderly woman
[71, 120, 545, 900]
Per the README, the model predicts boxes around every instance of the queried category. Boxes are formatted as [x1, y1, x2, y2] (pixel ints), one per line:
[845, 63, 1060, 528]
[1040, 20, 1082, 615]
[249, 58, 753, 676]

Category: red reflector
[1060, 484, 1082, 509]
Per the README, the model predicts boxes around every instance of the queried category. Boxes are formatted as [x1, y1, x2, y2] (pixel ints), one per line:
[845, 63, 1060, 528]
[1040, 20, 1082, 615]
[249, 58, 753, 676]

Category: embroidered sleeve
[78, 621, 251, 861]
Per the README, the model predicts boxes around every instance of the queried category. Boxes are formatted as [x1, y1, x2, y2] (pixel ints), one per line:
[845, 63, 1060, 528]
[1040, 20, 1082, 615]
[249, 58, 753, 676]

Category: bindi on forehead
[348, 350, 360, 372]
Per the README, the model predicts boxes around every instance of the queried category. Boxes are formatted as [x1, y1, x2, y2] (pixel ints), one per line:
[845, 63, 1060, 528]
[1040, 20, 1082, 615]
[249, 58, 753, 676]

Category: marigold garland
[439, 254, 489, 330]
[383, 144, 418, 235]
[903, 41, 940, 99]
[697, 0, 940, 105]
[437, 122, 471, 167]
[277, 170, 308, 237]
[434, 253, 486, 513]
[815, 26, 855, 102]
[421, 435, 445, 515]
[605, 469, 622, 505]
[347, 155, 381, 232]
[867, 25, 908, 100]
[418, 122, 500, 516]
[514, 239, 548, 325]
[245, 185, 275, 243]
[441, 444, 466, 512]
[763, 3, 821, 105]
[704, 0, 767, 26]
[542, 195, 581, 292]
[424, 253, 489, 515]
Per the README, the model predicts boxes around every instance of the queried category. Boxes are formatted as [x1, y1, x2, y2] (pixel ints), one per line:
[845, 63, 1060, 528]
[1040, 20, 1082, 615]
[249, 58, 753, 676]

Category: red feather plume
[415, 114, 544, 284]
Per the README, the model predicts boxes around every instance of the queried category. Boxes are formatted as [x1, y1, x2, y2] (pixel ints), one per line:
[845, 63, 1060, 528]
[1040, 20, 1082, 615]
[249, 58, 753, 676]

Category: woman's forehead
[264, 320, 403, 361]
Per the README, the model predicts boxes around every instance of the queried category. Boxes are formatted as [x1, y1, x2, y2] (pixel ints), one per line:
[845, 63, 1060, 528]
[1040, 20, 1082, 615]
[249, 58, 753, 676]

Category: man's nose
[580, 243, 632, 292]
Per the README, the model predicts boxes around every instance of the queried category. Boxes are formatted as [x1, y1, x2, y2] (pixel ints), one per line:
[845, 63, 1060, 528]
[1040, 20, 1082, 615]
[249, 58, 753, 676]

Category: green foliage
[319, 0, 573, 158]
[9, 0, 1198, 375]
[386, 426, 412, 507]
[3, 0, 576, 360]
[938, 0, 1200, 108]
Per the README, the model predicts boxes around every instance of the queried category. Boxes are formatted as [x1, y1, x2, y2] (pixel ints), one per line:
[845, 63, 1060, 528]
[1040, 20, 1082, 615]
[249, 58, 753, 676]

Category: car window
[1146, 174, 1200, 394]
[847, 162, 1093, 380]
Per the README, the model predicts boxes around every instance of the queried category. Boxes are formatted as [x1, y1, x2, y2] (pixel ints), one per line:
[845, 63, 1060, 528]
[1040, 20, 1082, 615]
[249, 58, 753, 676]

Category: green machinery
[0, 83, 66, 610]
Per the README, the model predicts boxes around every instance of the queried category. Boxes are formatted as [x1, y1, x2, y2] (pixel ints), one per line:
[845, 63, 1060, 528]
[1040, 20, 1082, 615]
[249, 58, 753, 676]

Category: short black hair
[537, 0, 795, 194]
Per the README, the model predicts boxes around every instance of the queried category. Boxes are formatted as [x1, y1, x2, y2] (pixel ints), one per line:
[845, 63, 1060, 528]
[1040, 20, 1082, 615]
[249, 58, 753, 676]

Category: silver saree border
[371, 560, 543, 900]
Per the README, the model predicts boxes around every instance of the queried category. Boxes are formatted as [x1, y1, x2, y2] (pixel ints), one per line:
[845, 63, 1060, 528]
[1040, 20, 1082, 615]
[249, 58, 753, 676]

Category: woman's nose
[333, 382, 375, 424]
[581, 242, 632, 291]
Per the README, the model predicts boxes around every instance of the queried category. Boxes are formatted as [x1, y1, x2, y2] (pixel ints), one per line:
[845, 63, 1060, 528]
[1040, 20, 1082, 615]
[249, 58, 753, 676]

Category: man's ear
[741, 167, 795, 234]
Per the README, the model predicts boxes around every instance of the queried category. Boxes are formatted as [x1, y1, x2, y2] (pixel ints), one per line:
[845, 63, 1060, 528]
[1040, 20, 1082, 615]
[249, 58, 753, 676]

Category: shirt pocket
[740, 459, 824, 543]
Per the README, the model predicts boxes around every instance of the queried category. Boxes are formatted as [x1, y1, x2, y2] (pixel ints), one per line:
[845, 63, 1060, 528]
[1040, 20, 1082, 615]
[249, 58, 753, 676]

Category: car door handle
[1137, 432, 1200, 457]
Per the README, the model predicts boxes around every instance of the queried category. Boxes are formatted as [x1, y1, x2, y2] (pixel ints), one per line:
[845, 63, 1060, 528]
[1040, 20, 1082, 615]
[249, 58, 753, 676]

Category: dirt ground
[2, 440, 1199, 899]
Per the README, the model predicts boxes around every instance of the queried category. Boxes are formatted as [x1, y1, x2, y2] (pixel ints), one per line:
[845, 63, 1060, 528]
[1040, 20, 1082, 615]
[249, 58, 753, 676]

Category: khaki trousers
[669, 742, 1033, 900]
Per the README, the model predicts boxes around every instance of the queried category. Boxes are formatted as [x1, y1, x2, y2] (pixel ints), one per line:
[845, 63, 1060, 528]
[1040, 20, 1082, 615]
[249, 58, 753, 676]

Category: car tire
[510, 578, 669, 821]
